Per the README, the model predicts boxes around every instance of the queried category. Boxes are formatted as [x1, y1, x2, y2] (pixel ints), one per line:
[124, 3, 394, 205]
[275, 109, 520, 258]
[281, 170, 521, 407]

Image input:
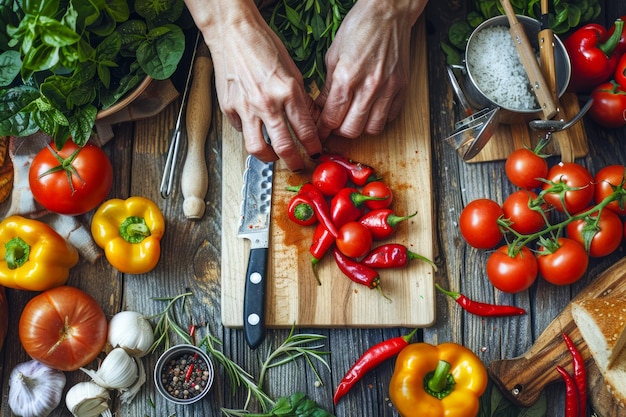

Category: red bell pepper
[564, 19, 624, 93]
[616, 53, 626, 89]
[589, 81, 626, 129]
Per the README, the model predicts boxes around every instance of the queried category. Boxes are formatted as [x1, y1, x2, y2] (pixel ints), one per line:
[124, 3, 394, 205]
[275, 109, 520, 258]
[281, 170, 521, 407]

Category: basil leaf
[136, 24, 184, 80]
[0, 50, 21, 86]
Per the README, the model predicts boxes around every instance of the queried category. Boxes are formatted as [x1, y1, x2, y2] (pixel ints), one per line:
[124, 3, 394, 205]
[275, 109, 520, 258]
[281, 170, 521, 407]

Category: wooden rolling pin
[181, 42, 213, 219]
[500, 0, 558, 120]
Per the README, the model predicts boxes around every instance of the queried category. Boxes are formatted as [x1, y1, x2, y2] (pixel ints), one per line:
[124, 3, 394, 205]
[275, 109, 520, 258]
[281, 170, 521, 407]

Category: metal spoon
[528, 99, 593, 132]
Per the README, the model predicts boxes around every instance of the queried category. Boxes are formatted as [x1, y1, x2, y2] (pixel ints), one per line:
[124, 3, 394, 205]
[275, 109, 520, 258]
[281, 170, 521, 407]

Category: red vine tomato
[541, 162, 594, 214]
[459, 199, 504, 249]
[594, 164, 626, 216]
[486, 245, 538, 293]
[311, 160, 348, 196]
[336, 221, 373, 258]
[19, 286, 108, 371]
[29, 139, 113, 216]
[537, 238, 589, 285]
[502, 190, 547, 234]
[589, 81, 626, 129]
[361, 181, 393, 210]
[566, 208, 623, 258]
[505, 148, 548, 190]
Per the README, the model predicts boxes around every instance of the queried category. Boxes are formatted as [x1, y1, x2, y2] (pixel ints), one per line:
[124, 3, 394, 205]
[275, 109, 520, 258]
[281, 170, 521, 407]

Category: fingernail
[310, 153, 322, 160]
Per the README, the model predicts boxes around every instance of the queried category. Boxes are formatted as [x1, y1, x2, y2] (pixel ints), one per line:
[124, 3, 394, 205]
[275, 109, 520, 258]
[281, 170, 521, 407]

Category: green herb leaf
[0, 50, 21, 87]
[136, 24, 184, 80]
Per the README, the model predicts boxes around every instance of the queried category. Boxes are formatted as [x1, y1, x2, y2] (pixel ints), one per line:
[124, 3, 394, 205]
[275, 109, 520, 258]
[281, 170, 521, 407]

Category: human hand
[316, 0, 428, 140]
[187, 0, 322, 171]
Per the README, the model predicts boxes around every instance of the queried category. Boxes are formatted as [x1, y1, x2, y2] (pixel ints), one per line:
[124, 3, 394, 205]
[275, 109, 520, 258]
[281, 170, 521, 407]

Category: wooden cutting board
[489, 257, 626, 417]
[220, 17, 435, 328]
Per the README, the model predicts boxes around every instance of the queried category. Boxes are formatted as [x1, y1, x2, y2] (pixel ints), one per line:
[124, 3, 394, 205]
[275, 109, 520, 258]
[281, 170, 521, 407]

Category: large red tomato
[29, 139, 113, 216]
[486, 245, 538, 293]
[594, 164, 626, 216]
[505, 148, 549, 190]
[537, 238, 589, 285]
[19, 286, 108, 371]
[541, 163, 594, 214]
[566, 208, 624, 258]
[459, 199, 504, 249]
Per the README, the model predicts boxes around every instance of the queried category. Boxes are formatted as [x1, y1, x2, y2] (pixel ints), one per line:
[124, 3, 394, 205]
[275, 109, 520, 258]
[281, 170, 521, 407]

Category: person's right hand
[185, 0, 322, 172]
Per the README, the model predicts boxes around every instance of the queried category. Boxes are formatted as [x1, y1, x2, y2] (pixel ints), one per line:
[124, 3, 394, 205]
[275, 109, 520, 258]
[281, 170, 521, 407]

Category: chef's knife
[238, 152, 274, 349]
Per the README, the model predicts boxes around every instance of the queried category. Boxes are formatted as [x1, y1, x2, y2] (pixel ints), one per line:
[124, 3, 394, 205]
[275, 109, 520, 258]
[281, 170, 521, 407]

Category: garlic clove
[8, 360, 66, 417]
[107, 311, 154, 357]
[80, 347, 138, 390]
[65, 381, 112, 417]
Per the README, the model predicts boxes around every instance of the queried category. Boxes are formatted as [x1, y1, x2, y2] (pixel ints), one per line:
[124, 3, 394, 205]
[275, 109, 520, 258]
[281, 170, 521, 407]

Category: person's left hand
[316, 0, 427, 140]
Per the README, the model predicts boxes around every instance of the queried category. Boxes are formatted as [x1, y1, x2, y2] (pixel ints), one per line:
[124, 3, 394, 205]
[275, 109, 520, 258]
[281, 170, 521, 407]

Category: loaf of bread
[572, 297, 626, 408]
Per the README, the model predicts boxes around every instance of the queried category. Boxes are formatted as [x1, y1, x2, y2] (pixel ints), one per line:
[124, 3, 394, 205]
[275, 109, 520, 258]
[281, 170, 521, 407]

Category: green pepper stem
[4, 237, 30, 269]
[599, 19, 624, 57]
[428, 360, 452, 393]
[119, 216, 151, 244]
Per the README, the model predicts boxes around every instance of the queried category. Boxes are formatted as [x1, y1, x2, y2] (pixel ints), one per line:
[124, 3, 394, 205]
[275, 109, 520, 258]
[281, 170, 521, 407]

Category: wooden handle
[181, 44, 213, 219]
[489, 257, 626, 407]
[500, 0, 558, 119]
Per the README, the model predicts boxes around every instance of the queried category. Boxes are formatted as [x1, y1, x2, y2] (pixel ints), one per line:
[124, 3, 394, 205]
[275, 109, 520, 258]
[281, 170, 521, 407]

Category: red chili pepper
[333, 247, 380, 289]
[185, 353, 199, 383]
[564, 19, 624, 93]
[361, 243, 436, 270]
[310, 223, 335, 284]
[358, 209, 416, 240]
[287, 194, 317, 226]
[317, 153, 380, 186]
[333, 328, 418, 404]
[556, 365, 580, 417]
[434, 284, 526, 317]
[331, 187, 384, 227]
[562, 332, 587, 417]
[287, 183, 338, 238]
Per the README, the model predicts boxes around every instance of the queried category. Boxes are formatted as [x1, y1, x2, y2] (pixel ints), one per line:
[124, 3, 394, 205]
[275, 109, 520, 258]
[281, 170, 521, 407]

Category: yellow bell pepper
[0, 215, 79, 291]
[389, 342, 487, 417]
[91, 196, 165, 274]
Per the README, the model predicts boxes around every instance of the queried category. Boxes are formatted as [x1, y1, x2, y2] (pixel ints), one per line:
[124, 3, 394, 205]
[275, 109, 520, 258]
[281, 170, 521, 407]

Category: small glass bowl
[154, 344, 214, 405]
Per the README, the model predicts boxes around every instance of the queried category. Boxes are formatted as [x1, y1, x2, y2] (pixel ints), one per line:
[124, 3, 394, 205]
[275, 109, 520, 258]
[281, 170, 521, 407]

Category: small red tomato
[542, 162, 594, 214]
[336, 221, 373, 259]
[502, 190, 547, 234]
[29, 139, 113, 216]
[594, 164, 626, 216]
[589, 81, 626, 129]
[311, 160, 348, 196]
[486, 245, 538, 293]
[566, 208, 623, 258]
[361, 181, 393, 210]
[459, 199, 504, 249]
[537, 237, 588, 285]
[505, 148, 549, 190]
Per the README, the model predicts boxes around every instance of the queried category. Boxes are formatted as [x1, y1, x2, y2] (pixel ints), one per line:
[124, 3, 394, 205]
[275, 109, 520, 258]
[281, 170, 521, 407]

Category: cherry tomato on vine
[459, 199, 504, 249]
[594, 164, 626, 216]
[502, 190, 548, 235]
[311, 160, 348, 196]
[589, 81, 626, 129]
[19, 286, 108, 371]
[541, 162, 594, 214]
[505, 148, 549, 190]
[486, 245, 538, 293]
[29, 139, 113, 216]
[336, 221, 373, 259]
[566, 208, 624, 258]
[537, 237, 588, 285]
[361, 181, 393, 210]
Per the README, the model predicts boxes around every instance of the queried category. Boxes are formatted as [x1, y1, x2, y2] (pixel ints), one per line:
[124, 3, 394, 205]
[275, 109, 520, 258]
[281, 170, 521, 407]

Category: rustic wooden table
[1, 1, 626, 416]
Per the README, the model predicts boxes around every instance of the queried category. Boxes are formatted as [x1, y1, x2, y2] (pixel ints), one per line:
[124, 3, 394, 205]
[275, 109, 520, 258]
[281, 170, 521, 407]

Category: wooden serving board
[220, 17, 435, 328]
[489, 257, 626, 417]
[465, 93, 589, 163]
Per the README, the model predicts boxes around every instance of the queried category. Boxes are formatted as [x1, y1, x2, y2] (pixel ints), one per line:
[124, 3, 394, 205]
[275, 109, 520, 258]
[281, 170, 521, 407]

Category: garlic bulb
[107, 311, 154, 357]
[65, 381, 112, 417]
[8, 360, 66, 417]
[80, 347, 138, 390]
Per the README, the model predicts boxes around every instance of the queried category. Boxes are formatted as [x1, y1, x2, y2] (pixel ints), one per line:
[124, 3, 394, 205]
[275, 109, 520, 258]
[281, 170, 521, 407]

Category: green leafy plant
[265, 0, 357, 95]
[0, 0, 188, 149]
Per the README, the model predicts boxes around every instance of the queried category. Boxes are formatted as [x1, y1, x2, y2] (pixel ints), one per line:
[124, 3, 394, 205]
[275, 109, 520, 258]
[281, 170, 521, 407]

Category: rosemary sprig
[148, 292, 193, 353]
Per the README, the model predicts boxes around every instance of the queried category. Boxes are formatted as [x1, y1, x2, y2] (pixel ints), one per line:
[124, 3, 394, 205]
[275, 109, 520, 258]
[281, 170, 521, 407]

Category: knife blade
[238, 153, 274, 349]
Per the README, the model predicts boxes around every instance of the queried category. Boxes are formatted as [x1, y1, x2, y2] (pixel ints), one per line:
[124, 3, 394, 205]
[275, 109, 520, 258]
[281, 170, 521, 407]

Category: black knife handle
[243, 247, 268, 349]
